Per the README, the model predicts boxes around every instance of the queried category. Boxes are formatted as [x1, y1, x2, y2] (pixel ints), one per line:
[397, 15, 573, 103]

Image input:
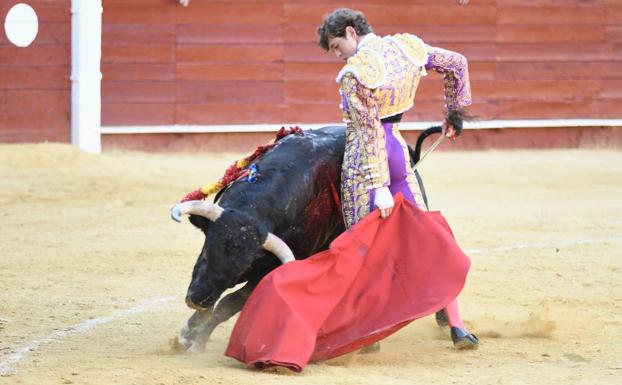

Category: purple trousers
[369, 122, 417, 211]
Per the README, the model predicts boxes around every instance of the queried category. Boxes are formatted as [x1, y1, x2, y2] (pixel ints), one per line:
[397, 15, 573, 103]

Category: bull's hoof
[177, 334, 206, 353]
[450, 327, 480, 350]
[186, 341, 206, 353]
[178, 324, 208, 352]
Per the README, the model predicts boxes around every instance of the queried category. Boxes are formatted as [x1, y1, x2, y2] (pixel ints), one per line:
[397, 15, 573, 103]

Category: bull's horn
[171, 200, 224, 222]
[262, 233, 295, 264]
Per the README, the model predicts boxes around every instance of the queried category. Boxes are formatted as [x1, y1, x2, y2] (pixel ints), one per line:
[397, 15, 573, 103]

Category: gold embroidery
[337, 34, 471, 227]
[337, 48, 385, 89]
[337, 35, 426, 121]
[340, 73, 390, 228]
[391, 33, 428, 66]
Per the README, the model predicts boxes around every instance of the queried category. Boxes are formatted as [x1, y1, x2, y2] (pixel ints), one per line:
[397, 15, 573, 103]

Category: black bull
[172, 125, 442, 351]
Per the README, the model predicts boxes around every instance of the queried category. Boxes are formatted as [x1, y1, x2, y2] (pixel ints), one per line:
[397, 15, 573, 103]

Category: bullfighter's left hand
[374, 186, 394, 218]
[442, 119, 458, 140]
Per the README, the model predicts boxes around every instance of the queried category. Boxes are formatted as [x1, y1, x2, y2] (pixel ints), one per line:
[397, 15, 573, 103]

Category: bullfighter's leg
[444, 299, 479, 349]
[180, 282, 256, 352]
[374, 122, 479, 350]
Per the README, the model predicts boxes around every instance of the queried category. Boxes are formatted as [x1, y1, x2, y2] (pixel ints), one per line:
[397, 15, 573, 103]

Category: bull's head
[171, 200, 294, 310]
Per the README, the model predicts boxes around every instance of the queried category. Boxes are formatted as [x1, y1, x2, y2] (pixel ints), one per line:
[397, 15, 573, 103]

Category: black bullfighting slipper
[450, 327, 480, 350]
[435, 310, 449, 327]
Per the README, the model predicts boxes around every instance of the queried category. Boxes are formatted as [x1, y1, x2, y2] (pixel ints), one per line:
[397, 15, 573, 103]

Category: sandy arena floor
[0, 143, 621, 385]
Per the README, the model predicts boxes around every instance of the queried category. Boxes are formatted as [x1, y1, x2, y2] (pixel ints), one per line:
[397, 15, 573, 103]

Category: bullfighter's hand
[374, 186, 394, 218]
[442, 119, 458, 140]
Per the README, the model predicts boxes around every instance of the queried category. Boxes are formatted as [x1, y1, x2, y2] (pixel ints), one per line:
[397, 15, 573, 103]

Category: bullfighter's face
[185, 210, 269, 310]
[328, 26, 359, 61]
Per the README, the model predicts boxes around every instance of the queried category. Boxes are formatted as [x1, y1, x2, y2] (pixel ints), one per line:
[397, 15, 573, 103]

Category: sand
[0, 143, 621, 384]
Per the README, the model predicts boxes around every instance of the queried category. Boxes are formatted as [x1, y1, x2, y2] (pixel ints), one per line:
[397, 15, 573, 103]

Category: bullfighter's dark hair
[317, 8, 373, 51]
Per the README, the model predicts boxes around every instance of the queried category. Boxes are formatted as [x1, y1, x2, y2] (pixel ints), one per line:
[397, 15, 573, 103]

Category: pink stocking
[444, 299, 465, 329]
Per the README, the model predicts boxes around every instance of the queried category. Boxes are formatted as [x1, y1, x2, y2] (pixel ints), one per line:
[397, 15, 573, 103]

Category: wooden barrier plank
[102, 82, 176, 103]
[497, 25, 605, 43]
[177, 24, 282, 44]
[0, 90, 69, 128]
[600, 80, 622, 98]
[176, 81, 284, 104]
[496, 0, 600, 6]
[495, 99, 622, 119]
[177, 63, 283, 81]
[0, 66, 69, 90]
[283, 103, 342, 123]
[0, 129, 69, 143]
[285, 4, 497, 25]
[378, 25, 497, 44]
[175, 3, 283, 25]
[498, 6, 605, 24]
[102, 63, 176, 82]
[102, 103, 175, 125]
[496, 61, 622, 79]
[177, 103, 287, 125]
[102, 24, 176, 44]
[176, 45, 283, 63]
[103, 3, 175, 24]
[605, 26, 622, 43]
[284, 81, 339, 104]
[495, 43, 621, 62]
[606, 6, 622, 23]
[473, 79, 603, 100]
[102, 44, 175, 64]
[0, 45, 69, 66]
[284, 62, 342, 82]
[284, 43, 337, 62]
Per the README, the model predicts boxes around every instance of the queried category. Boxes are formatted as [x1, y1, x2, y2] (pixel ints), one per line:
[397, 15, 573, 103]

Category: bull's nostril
[185, 296, 196, 309]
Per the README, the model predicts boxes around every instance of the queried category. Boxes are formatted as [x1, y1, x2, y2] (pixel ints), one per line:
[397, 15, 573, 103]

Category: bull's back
[219, 126, 346, 259]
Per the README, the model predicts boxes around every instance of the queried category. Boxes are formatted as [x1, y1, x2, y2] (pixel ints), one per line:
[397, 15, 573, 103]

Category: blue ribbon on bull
[246, 163, 258, 183]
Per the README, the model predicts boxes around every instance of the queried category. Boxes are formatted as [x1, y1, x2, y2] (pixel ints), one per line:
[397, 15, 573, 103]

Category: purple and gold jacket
[337, 33, 471, 227]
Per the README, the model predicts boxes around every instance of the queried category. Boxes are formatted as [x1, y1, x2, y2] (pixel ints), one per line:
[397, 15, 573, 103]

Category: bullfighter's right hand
[374, 186, 394, 218]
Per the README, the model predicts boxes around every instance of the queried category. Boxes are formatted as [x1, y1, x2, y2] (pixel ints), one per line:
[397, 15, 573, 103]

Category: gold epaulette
[390, 33, 428, 67]
[336, 48, 385, 89]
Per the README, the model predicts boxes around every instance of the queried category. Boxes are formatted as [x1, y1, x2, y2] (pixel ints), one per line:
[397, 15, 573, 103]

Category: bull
[171, 124, 444, 351]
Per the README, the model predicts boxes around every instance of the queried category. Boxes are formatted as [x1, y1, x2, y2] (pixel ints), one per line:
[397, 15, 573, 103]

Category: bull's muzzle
[185, 295, 213, 312]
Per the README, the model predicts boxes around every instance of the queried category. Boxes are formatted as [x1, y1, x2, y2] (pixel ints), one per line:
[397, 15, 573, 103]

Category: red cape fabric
[225, 194, 470, 371]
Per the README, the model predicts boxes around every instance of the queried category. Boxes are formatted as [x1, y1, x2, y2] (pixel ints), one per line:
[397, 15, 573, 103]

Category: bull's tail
[407, 126, 443, 211]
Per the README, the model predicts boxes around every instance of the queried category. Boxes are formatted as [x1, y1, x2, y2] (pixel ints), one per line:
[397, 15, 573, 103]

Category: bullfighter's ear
[262, 233, 295, 264]
[171, 201, 224, 223]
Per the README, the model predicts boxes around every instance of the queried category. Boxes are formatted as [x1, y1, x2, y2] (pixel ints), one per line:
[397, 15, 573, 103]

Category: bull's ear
[171, 201, 224, 222]
[262, 233, 295, 264]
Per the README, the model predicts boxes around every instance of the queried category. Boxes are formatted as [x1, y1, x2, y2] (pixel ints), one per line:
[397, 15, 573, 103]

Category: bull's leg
[179, 308, 213, 351]
[181, 282, 255, 352]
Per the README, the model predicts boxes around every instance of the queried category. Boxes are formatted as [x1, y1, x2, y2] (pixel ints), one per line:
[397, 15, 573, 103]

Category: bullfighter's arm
[424, 46, 472, 111]
[340, 72, 390, 191]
